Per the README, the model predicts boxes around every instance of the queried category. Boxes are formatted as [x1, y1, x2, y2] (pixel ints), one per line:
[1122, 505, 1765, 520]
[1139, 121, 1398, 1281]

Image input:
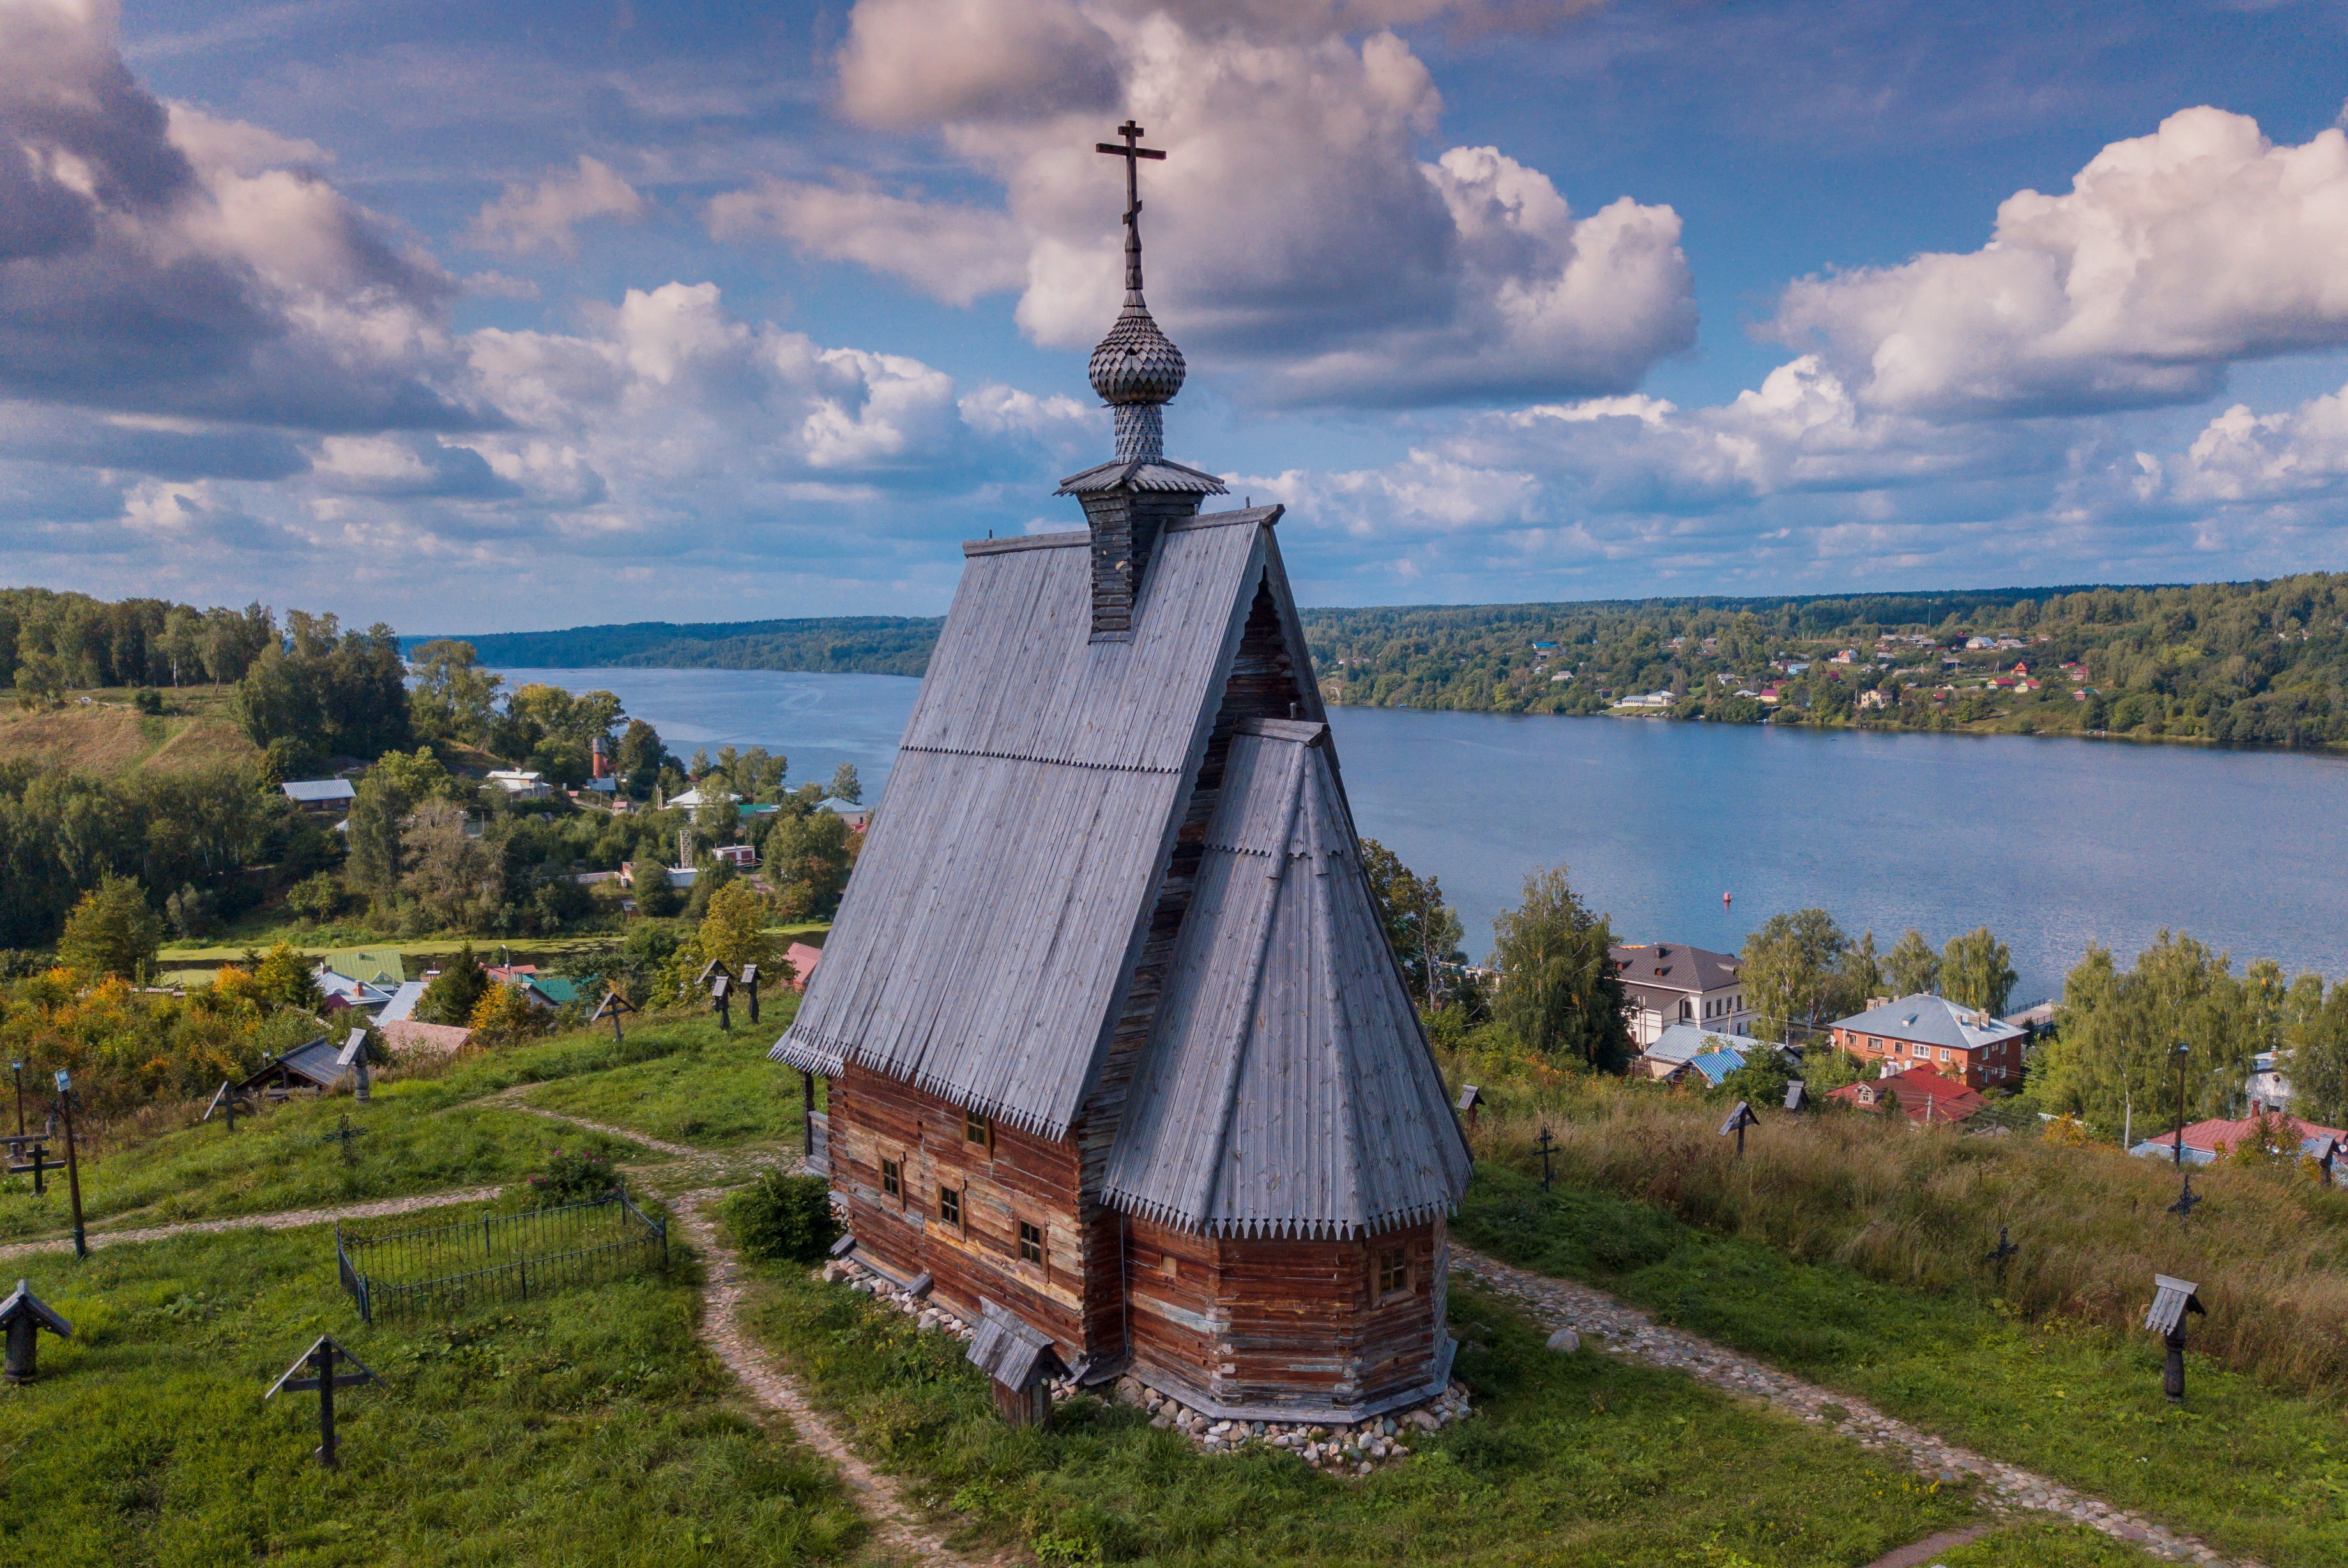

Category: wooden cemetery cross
[740, 963, 761, 1026]
[2144, 1274, 2206, 1404]
[1984, 1226, 2020, 1283]
[0, 1278, 72, 1384]
[590, 989, 636, 1044]
[202, 1079, 240, 1132]
[709, 973, 731, 1032]
[52, 1071, 86, 1260]
[338, 1029, 371, 1104]
[1533, 1125, 1557, 1190]
[4, 1132, 65, 1199]
[697, 957, 735, 991]
[267, 1335, 378, 1466]
[322, 1113, 367, 1167]
[1455, 1085, 1481, 1129]
[1718, 1099, 1760, 1159]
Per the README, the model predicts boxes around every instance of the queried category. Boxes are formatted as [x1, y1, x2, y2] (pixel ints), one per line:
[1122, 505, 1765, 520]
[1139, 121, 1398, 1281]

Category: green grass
[1456, 1166, 2348, 1567]
[522, 1012, 805, 1150]
[0, 1087, 643, 1240]
[1937, 1523, 2174, 1568]
[0, 1218, 862, 1567]
[737, 1258, 2009, 1567]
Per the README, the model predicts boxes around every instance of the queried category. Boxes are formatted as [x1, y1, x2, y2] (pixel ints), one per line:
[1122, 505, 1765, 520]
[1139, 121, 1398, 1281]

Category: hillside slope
[0, 691, 258, 777]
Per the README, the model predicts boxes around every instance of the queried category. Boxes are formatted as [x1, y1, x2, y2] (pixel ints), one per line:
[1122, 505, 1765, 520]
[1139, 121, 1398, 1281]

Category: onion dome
[1088, 293, 1185, 407]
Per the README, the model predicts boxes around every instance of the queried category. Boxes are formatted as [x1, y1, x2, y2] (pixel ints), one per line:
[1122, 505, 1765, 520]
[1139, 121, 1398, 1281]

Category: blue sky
[5, 0, 2348, 631]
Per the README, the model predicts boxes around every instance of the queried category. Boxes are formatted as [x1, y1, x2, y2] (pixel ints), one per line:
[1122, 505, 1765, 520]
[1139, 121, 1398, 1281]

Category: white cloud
[1767, 107, 2348, 419]
[0, 0, 465, 430]
[2170, 383, 2348, 504]
[704, 177, 1026, 305]
[731, 1, 1693, 407]
[469, 155, 644, 257]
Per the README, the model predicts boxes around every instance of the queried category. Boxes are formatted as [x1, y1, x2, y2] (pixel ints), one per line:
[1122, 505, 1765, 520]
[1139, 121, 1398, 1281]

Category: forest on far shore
[408, 570, 2348, 752]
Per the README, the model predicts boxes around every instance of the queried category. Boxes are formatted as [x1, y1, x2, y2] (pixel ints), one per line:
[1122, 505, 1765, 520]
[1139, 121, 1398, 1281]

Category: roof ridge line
[896, 742, 1180, 773]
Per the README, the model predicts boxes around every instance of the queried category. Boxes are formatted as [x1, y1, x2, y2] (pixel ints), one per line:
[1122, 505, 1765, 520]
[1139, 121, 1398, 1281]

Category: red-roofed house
[1828, 1065, 1986, 1126]
[2129, 1112, 2346, 1173]
[782, 941, 824, 993]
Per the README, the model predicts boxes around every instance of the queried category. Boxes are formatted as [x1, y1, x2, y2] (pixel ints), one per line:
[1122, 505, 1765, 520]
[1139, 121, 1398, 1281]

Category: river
[494, 665, 2348, 1003]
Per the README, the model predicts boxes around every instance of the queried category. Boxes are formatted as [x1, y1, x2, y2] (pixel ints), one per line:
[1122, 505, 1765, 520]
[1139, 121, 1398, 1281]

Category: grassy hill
[0, 685, 259, 777]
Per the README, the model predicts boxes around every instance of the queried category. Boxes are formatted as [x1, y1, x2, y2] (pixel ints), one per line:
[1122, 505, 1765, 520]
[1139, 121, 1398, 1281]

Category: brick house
[1829, 1065, 1986, 1125]
[1827, 993, 2027, 1089]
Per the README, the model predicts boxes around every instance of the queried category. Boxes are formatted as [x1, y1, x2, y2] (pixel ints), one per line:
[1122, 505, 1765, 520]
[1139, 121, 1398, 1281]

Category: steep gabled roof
[1101, 720, 1472, 1240]
[771, 510, 1286, 1139]
[1610, 943, 1739, 994]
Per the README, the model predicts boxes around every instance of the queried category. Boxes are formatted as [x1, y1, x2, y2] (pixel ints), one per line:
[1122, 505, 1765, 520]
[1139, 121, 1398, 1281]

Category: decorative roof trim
[1055, 455, 1229, 496]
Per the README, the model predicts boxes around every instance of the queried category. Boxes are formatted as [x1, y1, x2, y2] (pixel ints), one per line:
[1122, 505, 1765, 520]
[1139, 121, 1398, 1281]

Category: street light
[8, 1061, 21, 1139]
[2171, 1042, 2193, 1168]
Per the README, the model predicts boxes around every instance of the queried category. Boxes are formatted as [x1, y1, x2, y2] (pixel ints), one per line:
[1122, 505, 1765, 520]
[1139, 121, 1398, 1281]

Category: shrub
[727, 1171, 839, 1263]
[132, 687, 164, 715]
[526, 1147, 618, 1208]
[468, 980, 548, 1049]
[286, 872, 344, 925]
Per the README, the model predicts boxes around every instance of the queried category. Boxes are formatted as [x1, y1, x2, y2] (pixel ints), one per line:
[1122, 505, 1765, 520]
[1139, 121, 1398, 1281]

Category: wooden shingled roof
[772, 503, 1469, 1236]
[772, 511, 1279, 1137]
[1102, 720, 1472, 1238]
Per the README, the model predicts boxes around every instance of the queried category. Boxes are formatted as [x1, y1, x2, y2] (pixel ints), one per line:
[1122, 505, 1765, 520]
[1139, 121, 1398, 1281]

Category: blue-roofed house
[1687, 1047, 1748, 1087]
[1636, 1022, 1767, 1082]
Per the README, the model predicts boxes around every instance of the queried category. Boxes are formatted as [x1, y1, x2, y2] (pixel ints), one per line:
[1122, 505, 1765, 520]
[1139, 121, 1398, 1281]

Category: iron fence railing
[336, 1187, 667, 1325]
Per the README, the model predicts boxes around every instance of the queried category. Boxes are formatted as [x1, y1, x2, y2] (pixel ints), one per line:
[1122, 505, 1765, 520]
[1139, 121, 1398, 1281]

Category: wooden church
[771, 123, 1472, 1425]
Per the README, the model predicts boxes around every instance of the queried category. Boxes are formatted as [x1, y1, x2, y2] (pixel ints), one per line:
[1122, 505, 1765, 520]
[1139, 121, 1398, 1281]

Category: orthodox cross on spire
[1086, 121, 1185, 465]
[1095, 119, 1165, 296]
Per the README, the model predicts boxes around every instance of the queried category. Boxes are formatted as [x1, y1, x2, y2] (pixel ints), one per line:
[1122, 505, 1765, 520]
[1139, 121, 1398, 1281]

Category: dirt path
[1862, 1525, 1997, 1568]
[488, 1087, 706, 1159]
[1453, 1245, 2250, 1568]
[673, 1187, 1012, 1568]
[0, 1184, 505, 1264]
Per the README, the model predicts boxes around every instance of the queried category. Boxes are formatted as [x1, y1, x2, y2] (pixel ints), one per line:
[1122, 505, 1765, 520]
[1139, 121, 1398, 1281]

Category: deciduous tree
[1941, 927, 2018, 1014]
[56, 872, 162, 980]
[1491, 865, 1629, 1072]
[1739, 910, 1850, 1040]
[1886, 928, 1940, 997]
[1358, 837, 1465, 1008]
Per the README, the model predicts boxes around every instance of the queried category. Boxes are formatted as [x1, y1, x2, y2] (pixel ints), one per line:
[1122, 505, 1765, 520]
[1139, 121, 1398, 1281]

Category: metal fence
[336, 1187, 668, 1325]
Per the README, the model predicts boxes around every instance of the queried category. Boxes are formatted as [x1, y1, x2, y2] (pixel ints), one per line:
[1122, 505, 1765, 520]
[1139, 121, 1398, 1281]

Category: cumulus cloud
[704, 177, 1025, 305]
[2169, 384, 2348, 505]
[733, 0, 1693, 407]
[469, 155, 644, 257]
[0, 0, 467, 431]
[1767, 107, 2348, 420]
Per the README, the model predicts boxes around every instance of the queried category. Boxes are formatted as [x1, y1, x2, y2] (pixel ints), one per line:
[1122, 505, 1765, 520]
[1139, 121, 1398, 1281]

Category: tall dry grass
[1471, 1088, 2348, 1395]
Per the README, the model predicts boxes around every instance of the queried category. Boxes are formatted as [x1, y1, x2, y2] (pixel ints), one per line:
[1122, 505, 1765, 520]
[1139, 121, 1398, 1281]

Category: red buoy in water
[1722, 890, 1732, 910]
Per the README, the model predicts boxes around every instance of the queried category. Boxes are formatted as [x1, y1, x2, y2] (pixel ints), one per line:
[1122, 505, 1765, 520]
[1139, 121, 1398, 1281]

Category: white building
[1610, 943, 1751, 1046]
[485, 769, 552, 800]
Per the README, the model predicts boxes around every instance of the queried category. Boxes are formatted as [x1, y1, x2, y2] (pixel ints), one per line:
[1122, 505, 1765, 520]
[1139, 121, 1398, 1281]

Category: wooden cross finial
[1095, 120, 1166, 294]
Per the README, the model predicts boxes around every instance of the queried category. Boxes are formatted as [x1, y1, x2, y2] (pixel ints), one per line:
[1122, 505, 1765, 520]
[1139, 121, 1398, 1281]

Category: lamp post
[2171, 1041, 2193, 1168]
[53, 1070, 86, 1261]
[9, 1060, 21, 1138]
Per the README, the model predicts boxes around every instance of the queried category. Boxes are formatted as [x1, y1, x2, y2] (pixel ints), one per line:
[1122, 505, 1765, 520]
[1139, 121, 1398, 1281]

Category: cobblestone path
[0, 1184, 505, 1263]
[1453, 1245, 2255, 1567]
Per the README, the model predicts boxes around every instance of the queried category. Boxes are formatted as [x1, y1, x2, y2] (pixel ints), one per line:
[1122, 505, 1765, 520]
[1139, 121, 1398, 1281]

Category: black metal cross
[1534, 1126, 1557, 1190]
[2167, 1169, 2202, 1218]
[322, 1114, 366, 1167]
[1984, 1226, 2019, 1279]
[1095, 119, 1165, 291]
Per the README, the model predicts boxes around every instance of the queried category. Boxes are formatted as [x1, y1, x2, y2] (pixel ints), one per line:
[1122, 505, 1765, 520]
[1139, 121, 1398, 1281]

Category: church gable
[773, 512, 1281, 1139]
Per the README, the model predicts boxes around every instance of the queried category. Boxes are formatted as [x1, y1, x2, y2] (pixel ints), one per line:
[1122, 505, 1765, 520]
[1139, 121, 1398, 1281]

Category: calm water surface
[498, 666, 2348, 1003]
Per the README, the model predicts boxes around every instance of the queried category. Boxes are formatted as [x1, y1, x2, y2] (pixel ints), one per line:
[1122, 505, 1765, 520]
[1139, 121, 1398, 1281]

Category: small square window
[1377, 1247, 1408, 1297]
[1159, 1254, 1178, 1279]
[881, 1157, 901, 1199]
[939, 1186, 962, 1228]
[1019, 1221, 1044, 1265]
[965, 1108, 990, 1146]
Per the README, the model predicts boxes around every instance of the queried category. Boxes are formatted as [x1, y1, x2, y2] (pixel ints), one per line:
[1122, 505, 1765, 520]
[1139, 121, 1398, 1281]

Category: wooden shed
[772, 177, 1471, 1426]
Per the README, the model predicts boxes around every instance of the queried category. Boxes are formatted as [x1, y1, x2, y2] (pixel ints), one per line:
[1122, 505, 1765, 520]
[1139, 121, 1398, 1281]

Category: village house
[815, 796, 872, 831]
[1828, 1065, 1986, 1125]
[485, 768, 552, 800]
[1643, 1023, 1765, 1084]
[280, 778, 355, 814]
[1611, 943, 1750, 1047]
[772, 156, 1470, 1427]
[1827, 993, 2027, 1089]
[2128, 1111, 2346, 1179]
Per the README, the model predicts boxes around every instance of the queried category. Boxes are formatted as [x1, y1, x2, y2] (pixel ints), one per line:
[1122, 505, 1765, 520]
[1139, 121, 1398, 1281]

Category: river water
[495, 665, 2348, 1003]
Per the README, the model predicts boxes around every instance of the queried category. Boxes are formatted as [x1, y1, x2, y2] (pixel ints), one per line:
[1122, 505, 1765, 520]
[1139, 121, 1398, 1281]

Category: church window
[966, 1108, 991, 1148]
[881, 1157, 901, 1200]
[1019, 1221, 1045, 1265]
[1159, 1254, 1178, 1279]
[940, 1185, 963, 1229]
[1377, 1247, 1408, 1298]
